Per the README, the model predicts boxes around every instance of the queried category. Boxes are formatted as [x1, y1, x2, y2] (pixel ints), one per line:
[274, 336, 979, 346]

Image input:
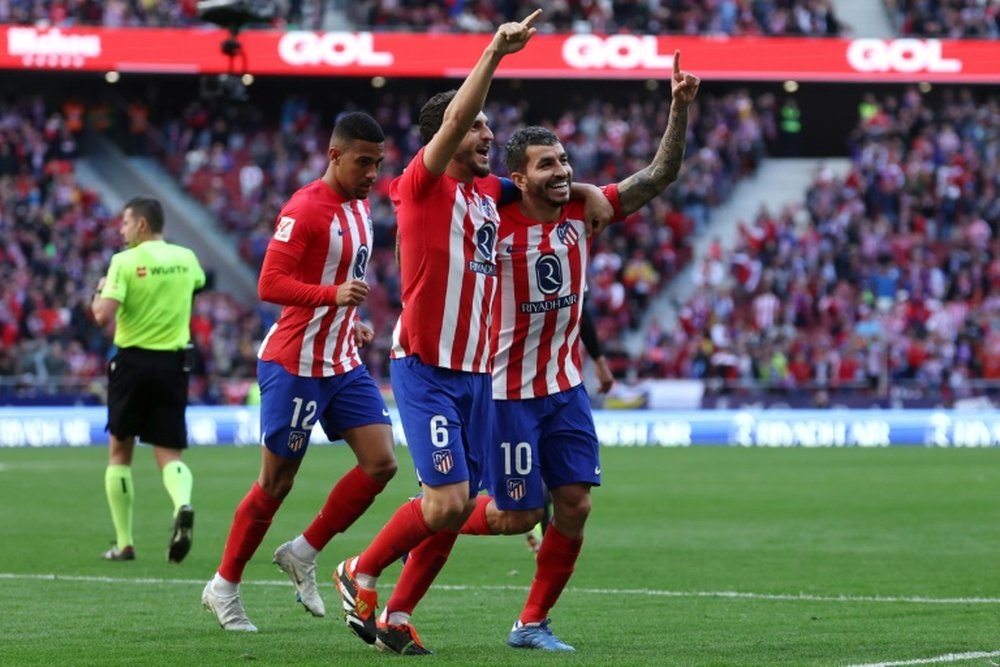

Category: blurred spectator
[1, 0, 846, 36]
[636, 86, 999, 406]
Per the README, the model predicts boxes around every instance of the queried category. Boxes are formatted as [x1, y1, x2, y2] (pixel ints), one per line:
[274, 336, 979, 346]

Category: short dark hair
[124, 196, 164, 233]
[418, 90, 457, 145]
[505, 126, 560, 174]
[330, 111, 384, 147]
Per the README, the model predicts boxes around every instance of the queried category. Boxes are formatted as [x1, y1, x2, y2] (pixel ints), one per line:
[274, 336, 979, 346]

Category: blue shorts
[258, 360, 391, 460]
[488, 384, 601, 511]
[390, 356, 493, 494]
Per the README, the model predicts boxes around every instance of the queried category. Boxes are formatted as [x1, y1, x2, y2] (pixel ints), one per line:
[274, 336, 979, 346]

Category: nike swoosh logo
[382, 409, 390, 416]
[594, 467, 601, 475]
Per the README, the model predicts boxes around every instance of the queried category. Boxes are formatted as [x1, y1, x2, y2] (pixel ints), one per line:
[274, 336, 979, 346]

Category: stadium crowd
[9, 1, 1000, 44]
[8, 81, 998, 405]
[1, 80, 773, 403]
[636, 86, 1000, 404]
[886, 0, 1000, 38]
[0, 93, 266, 404]
[1, 0, 848, 36]
[349, 0, 846, 36]
[156, 85, 773, 376]
[3, 0, 996, 404]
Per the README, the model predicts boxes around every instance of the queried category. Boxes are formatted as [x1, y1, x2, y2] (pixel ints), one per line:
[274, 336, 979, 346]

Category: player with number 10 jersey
[491, 187, 619, 401]
[489, 184, 622, 511]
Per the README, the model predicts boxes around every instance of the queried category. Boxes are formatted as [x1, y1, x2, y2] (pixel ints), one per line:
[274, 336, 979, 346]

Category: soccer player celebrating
[202, 112, 397, 632]
[469, 51, 700, 651]
[330, 12, 543, 655]
[333, 10, 614, 653]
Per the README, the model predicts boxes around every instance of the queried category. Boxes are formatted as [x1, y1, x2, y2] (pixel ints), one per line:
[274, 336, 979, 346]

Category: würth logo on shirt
[274, 216, 296, 242]
[136, 266, 147, 277]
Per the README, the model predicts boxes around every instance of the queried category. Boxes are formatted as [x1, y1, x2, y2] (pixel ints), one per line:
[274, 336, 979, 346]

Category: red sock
[520, 524, 582, 624]
[355, 497, 433, 578]
[218, 482, 283, 583]
[302, 466, 386, 550]
[385, 529, 459, 615]
[459, 495, 494, 535]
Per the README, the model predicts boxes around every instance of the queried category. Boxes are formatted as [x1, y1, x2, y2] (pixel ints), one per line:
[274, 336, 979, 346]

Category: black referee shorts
[106, 347, 190, 448]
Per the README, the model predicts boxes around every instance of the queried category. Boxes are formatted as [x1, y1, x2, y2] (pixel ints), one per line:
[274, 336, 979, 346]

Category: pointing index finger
[673, 50, 681, 77]
[521, 8, 543, 27]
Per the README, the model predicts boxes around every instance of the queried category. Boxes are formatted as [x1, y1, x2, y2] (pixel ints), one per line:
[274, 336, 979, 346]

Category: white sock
[291, 534, 318, 560]
[356, 572, 377, 589]
[212, 573, 239, 595]
[388, 611, 411, 626]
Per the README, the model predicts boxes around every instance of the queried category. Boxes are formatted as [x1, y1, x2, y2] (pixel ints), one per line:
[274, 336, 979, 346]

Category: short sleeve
[102, 254, 128, 302]
[391, 147, 439, 204]
[265, 199, 312, 261]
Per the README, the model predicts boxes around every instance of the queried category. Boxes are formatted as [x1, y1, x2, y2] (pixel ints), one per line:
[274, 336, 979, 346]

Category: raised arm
[423, 9, 541, 175]
[617, 50, 700, 216]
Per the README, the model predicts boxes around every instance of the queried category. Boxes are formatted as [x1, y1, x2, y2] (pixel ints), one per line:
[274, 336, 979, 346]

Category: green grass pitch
[1, 445, 998, 666]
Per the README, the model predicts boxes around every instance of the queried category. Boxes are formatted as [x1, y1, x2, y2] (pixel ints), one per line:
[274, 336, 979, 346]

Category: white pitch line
[845, 650, 1000, 667]
[1, 573, 998, 605]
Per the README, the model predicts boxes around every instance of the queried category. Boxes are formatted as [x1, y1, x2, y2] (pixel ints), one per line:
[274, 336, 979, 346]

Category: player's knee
[362, 456, 397, 484]
[492, 508, 542, 535]
[421, 492, 469, 530]
[259, 477, 294, 500]
[556, 493, 591, 525]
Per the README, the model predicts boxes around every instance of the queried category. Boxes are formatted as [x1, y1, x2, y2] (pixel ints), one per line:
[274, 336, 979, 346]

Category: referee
[91, 196, 206, 563]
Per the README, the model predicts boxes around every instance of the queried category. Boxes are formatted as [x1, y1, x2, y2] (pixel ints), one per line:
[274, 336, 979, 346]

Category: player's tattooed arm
[617, 106, 688, 215]
[617, 50, 700, 216]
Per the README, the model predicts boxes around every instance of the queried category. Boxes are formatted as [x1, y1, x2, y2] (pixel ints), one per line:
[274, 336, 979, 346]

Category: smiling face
[329, 138, 385, 200]
[452, 112, 494, 179]
[516, 142, 573, 213]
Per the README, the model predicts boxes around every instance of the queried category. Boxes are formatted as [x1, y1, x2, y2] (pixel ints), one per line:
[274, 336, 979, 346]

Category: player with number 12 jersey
[259, 180, 373, 377]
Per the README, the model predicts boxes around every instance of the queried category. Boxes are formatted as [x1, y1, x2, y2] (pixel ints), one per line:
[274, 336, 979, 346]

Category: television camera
[196, 0, 276, 102]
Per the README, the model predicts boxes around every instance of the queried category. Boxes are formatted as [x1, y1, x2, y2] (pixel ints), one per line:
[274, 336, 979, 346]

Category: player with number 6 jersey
[330, 12, 548, 656]
[389, 153, 503, 373]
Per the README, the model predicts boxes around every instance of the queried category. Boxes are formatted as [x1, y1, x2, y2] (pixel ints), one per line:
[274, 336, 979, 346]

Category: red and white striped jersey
[258, 179, 372, 377]
[492, 185, 621, 400]
[389, 147, 503, 372]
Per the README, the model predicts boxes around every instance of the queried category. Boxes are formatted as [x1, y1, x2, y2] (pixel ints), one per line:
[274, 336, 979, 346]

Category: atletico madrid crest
[287, 430, 307, 453]
[433, 449, 454, 475]
[506, 478, 526, 501]
[556, 221, 579, 246]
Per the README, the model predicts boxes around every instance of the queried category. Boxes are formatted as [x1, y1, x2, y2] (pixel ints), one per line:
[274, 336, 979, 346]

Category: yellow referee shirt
[100, 240, 206, 350]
